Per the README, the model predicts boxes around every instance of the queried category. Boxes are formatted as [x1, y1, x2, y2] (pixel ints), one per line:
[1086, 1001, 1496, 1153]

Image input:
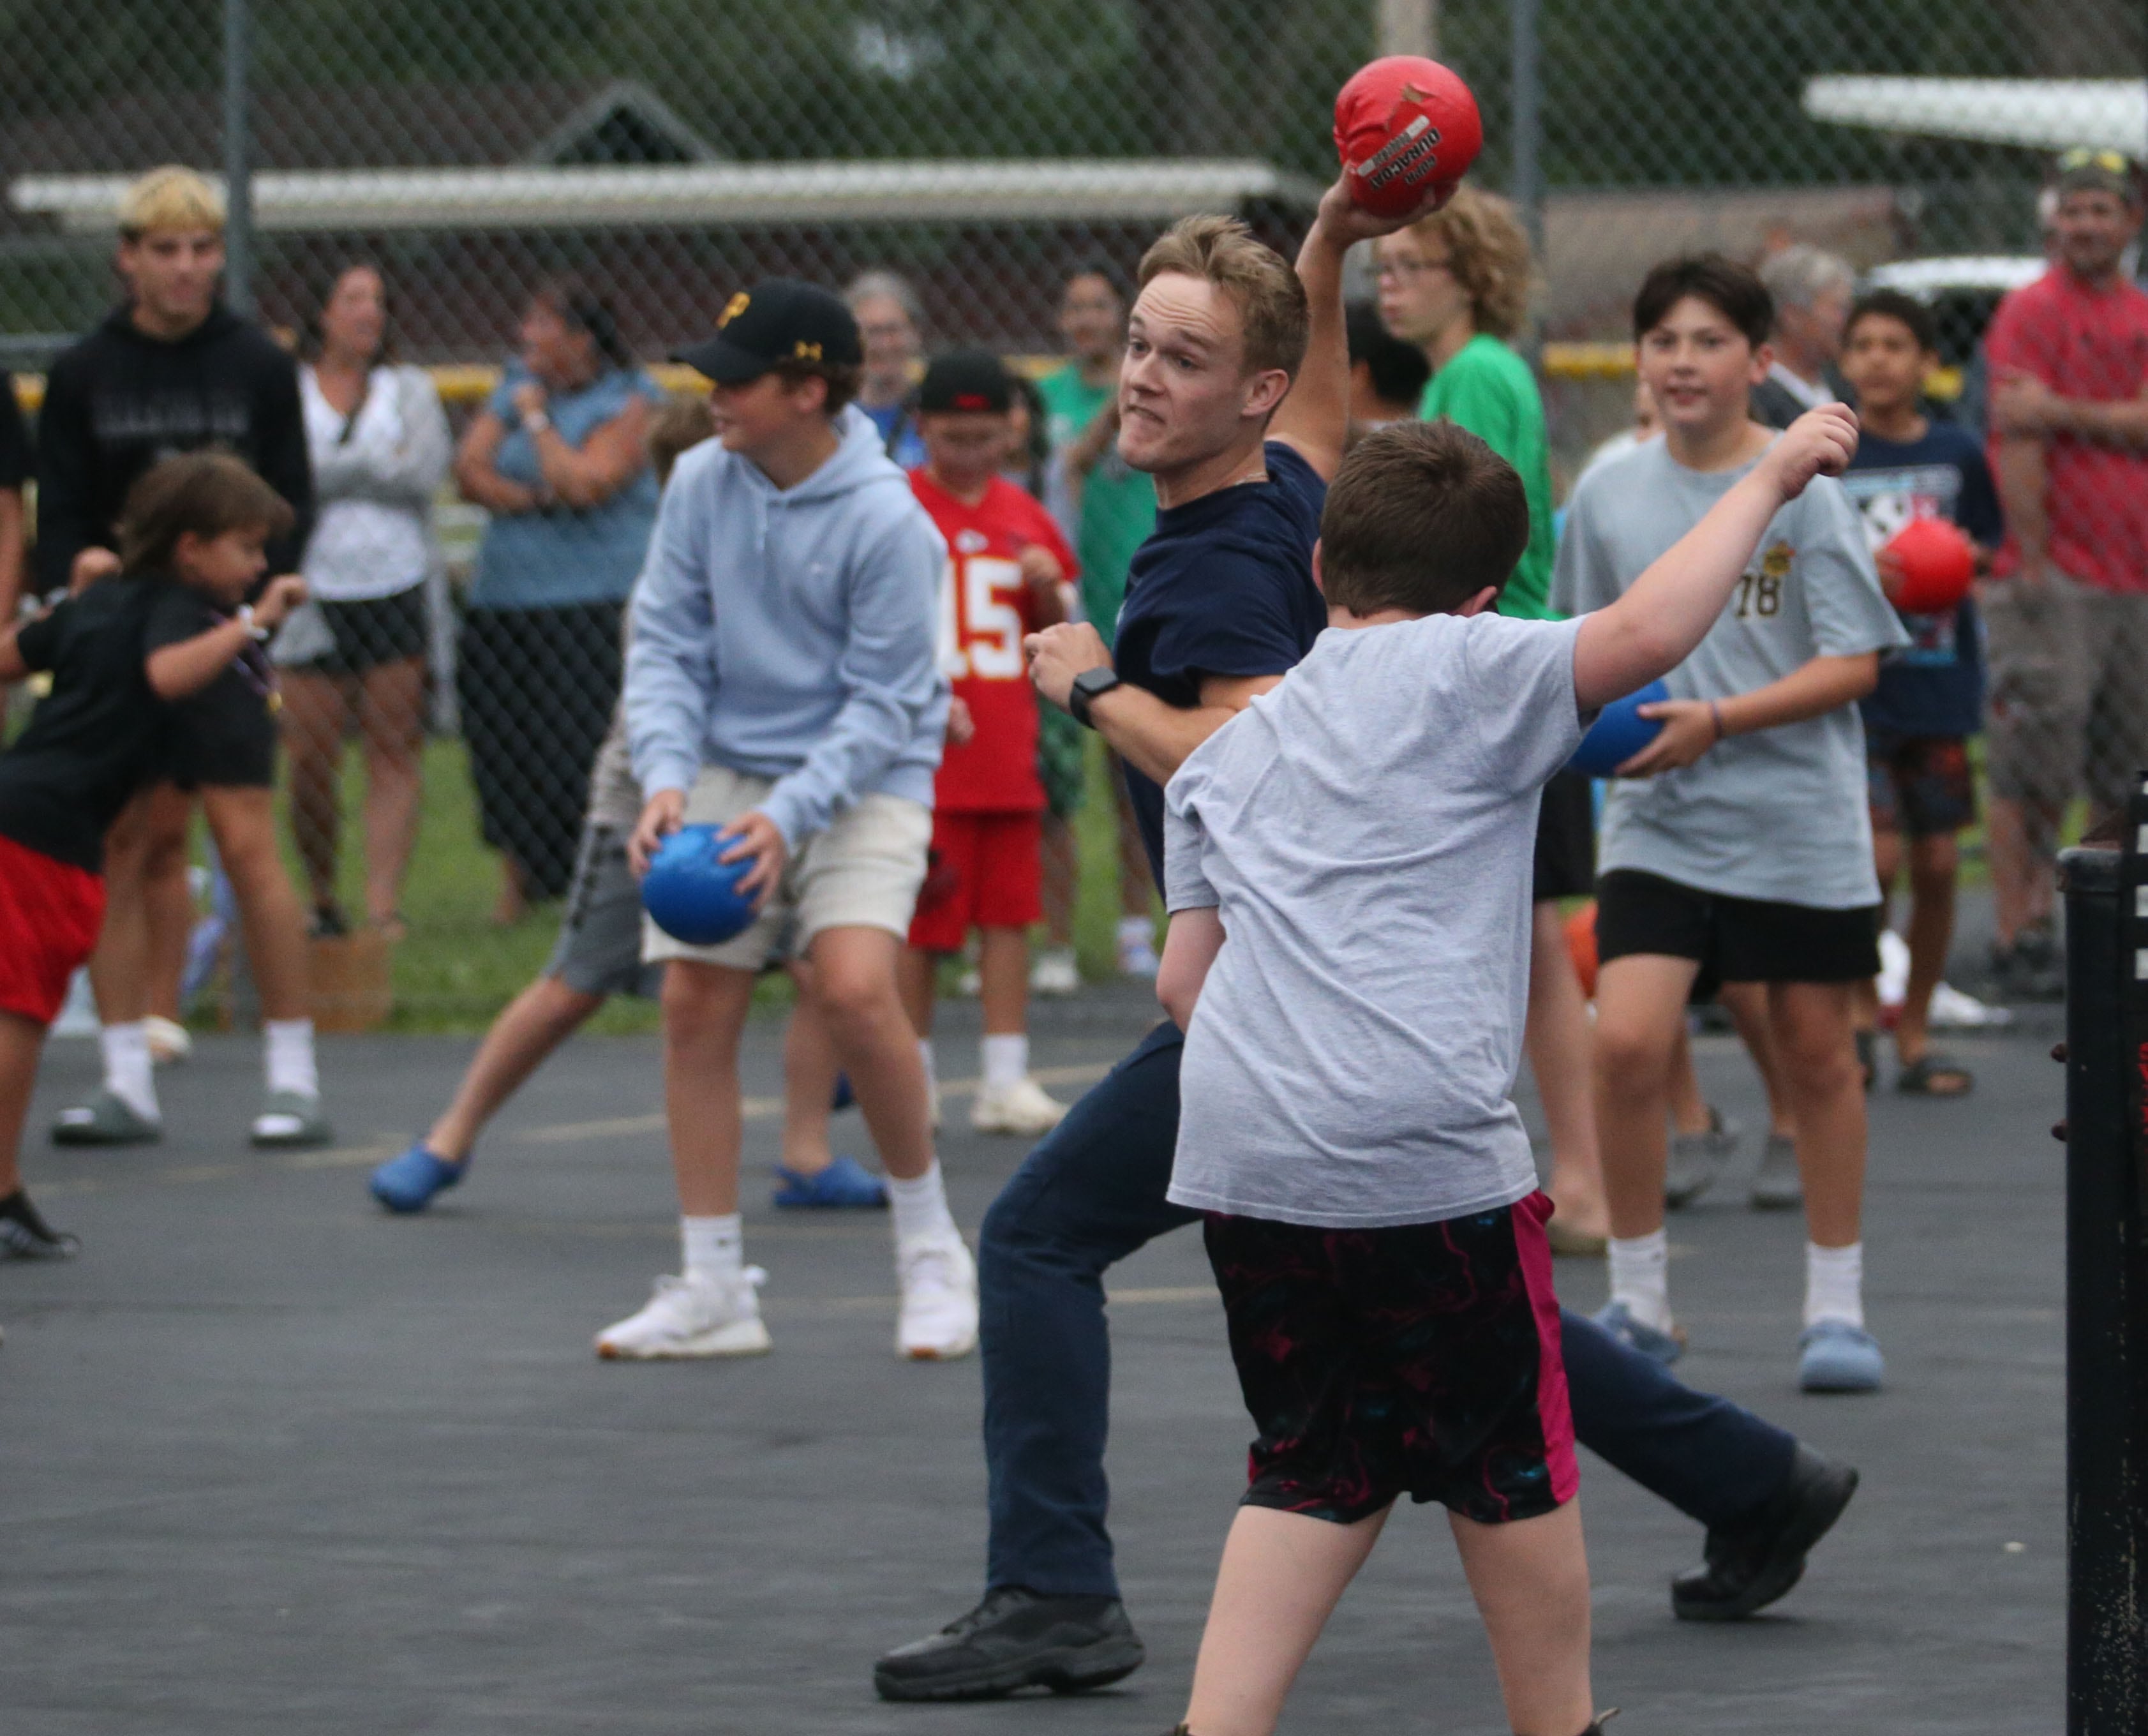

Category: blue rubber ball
[1569, 680, 1669, 779]
[642, 825, 759, 945]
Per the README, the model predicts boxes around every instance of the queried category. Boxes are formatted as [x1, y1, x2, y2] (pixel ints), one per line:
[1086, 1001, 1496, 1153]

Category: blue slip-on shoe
[1593, 1299, 1687, 1366]
[369, 1143, 468, 1215]
[1798, 1319, 1884, 1393]
[772, 1155, 888, 1210]
[832, 1072, 857, 1113]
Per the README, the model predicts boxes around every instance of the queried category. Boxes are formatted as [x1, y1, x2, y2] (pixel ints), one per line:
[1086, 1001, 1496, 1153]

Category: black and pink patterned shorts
[1202, 1192, 1577, 1527]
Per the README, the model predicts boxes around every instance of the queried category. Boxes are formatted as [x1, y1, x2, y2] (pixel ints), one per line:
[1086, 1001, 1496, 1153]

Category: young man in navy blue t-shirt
[1839, 291, 2003, 1095]
[874, 184, 1859, 1704]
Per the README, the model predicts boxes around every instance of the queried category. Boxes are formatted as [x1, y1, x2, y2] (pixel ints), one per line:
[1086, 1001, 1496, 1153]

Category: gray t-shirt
[1163, 612, 1588, 1230]
[584, 609, 644, 830]
[1552, 437, 1906, 908]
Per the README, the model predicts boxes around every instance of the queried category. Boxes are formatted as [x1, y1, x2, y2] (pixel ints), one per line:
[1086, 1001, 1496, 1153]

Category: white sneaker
[595, 1270, 770, 1360]
[1029, 948, 1080, 997]
[971, 1077, 1067, 1136]
[144, 1015, 192, 1065]
[896, 1229, 978, 1361]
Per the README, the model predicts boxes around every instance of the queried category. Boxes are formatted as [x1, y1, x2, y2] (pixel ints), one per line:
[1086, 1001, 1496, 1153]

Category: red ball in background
[1565, 902, 1599, 1001]
[1334, 56, 1484, 218]
[1883, 516, 1975, 614]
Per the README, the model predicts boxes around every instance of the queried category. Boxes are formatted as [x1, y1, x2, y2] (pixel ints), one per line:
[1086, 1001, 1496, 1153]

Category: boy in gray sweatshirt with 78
[608, 279, 974, 1363]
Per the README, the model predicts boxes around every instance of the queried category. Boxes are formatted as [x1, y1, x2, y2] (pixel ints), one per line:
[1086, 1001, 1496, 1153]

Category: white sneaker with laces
[896, 1230, 978, 1361]
[971, 1077, 1067, 1136]
[1029, 948, 1080, 997]
[595, 1269, 771, 1360]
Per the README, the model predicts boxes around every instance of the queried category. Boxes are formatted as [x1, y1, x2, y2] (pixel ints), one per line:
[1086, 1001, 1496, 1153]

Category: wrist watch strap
[1069, 666, 1121, 728]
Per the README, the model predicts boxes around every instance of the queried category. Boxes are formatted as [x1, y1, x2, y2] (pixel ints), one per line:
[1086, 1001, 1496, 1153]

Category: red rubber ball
[1334, 56, 1484, 218]
[1883, 516, 1976, 614]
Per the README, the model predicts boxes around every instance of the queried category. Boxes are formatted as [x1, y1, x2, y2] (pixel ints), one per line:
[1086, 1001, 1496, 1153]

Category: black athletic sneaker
[1671, 1443, 1858, 1620]
[0, 1190, 80, 1261]
[873, 1586, 1145, 1701]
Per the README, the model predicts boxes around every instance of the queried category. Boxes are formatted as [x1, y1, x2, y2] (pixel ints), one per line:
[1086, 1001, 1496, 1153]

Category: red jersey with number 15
[909, 468, 1079, 814]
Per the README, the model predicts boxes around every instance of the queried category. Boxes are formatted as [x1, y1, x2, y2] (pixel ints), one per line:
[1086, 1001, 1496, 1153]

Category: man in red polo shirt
[1981, 150, 2148, 998]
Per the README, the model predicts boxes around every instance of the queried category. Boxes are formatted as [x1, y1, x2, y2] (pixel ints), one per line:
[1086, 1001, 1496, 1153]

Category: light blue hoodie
[624, 405, 948, 848]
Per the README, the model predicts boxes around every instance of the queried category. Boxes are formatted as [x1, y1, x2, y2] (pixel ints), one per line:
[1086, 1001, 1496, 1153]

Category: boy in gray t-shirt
[1156, 409, 1858, 1736]
[1551, 255, 1907, 1398]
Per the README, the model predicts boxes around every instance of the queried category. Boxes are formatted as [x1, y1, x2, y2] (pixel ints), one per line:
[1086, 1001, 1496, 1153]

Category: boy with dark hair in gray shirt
[1156, 407, 1859, 1736]
[1555, 255, 1907, 1397]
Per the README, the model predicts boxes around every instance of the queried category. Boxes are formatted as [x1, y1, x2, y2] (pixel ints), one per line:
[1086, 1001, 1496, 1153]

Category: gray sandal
[51, 1088, 163, 1148]
[250, 1089, 333, 1149]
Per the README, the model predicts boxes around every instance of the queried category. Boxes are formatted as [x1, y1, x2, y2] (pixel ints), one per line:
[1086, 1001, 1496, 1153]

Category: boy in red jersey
[902, 351, 1077, 1136]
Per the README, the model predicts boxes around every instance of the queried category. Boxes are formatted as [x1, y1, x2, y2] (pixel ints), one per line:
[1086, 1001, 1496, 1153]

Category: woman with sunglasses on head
[454, 278, 665, 925]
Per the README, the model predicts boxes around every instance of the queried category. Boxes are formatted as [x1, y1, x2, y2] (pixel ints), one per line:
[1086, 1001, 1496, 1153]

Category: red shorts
[0, 834, 107, 1027]
[907, 810, 1043, 954]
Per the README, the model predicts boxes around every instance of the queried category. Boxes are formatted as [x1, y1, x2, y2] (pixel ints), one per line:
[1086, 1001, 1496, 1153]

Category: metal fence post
[2061, 823, 2148, 1732]
[1508, 0, 1544, 356]
[221, 0, 254, 318]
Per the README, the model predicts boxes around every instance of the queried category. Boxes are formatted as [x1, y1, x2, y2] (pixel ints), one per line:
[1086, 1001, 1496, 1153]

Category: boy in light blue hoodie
[607, 280, 974, 1363]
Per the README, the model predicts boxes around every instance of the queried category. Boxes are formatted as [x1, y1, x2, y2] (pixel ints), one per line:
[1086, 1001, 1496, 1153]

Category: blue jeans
[978, 1020, 1798, 1599]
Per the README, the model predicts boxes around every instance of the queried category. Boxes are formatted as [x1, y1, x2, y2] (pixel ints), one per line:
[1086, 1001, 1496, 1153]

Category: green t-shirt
[1418, 333, 1557, 620]
[1038, 363, 1157, 646]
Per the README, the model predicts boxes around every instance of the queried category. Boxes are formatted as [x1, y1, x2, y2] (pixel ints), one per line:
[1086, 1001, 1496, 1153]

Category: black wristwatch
[1068, 666, 1122, 729]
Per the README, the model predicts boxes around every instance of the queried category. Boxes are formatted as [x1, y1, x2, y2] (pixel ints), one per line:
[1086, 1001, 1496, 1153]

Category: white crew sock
[1606, 1229, 1672, 1332]
[682, 1214, 743, 1287]
[981, 1033, 1029, 1093]
[264, 1019, 318, 1100]
[887, 1160, 957, 1245]
[1804, 1241, 1865, 1329]
[98, 1021, 159, 1123]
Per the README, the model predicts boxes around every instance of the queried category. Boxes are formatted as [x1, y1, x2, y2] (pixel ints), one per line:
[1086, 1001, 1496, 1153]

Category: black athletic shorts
[288, 587, 430, 677]
[1595, 868, 1880, 995]
[1532, 768, 1596, 903]
[1202, 1194, 1577, 1527]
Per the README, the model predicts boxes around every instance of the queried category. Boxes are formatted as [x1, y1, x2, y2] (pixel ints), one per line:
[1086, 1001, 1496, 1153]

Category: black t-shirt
[144, 585, 279, 789]
[0, 580, 168, 868]
[1112, 440, 1329, 881]
[34, 304, 312, 594]
[0, 371, 31, 490]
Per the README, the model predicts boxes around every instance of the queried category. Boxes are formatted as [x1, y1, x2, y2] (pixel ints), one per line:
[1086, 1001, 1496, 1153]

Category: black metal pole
[221, 0, 254, 319]
[2062, 825, 2148, 1732]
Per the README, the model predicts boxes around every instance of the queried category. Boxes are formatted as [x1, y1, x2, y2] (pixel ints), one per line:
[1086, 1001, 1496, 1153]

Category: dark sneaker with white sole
[0, 1189, 80, 1261]
[874, 1587, 1145, 1701]
[1671, 1442, 1860, 1620]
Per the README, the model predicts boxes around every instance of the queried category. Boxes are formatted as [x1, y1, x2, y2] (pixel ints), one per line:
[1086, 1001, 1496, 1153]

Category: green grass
[249, 733, 1148, 1035]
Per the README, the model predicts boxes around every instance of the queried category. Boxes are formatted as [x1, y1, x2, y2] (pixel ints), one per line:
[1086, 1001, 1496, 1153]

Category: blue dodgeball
[1569, 680, 1669, 778]
[642, 825, 758, 945]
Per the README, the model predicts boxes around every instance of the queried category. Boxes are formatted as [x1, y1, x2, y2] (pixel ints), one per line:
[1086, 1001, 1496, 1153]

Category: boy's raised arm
[1571, 405, 1858, 712]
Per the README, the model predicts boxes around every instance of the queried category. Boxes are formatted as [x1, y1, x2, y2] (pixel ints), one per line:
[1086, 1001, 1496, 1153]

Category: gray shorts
[545, 825, 666, 999]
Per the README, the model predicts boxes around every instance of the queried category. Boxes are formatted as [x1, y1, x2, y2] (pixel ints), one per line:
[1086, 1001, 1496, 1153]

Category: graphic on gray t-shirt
[1552, 437, 1906, 909]
[1163, 612, 1586, 1231]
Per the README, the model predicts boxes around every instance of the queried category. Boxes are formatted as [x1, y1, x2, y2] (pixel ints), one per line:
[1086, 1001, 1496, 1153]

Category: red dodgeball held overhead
[1883, 516, 1976, 615]
[1334, 56, 1484, 218]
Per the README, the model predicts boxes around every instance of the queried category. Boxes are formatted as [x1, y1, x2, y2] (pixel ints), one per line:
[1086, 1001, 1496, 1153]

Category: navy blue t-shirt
[1840, 422, 2003, 740]
[1113, 440, 1329, 881]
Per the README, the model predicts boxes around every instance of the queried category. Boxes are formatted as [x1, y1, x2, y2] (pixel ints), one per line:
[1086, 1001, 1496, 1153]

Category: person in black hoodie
[36, 165, 329, 1151]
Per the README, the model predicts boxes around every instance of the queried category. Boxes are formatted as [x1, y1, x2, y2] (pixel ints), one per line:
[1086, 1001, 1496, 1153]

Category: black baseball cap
[674, 278, 862, 384]
[917, 348, 1013, 414]
[2055, 147, 2138, 202]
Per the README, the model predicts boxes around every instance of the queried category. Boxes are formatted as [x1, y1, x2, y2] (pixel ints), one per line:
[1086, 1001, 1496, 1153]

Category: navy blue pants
[978, 1021, 1798, 1599]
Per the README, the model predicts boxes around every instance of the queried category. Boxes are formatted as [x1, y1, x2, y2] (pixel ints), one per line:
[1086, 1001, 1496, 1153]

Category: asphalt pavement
[2, 954, 2063, 1733]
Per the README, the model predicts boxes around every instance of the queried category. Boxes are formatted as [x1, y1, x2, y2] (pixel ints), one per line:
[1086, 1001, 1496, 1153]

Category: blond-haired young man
[38, 165, 324, 1151]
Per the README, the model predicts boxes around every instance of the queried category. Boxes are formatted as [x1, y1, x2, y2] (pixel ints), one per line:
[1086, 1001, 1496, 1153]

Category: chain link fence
[3, 0, 2144, 1021]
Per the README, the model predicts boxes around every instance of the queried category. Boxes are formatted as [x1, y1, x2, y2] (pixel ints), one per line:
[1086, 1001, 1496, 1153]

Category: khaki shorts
[1985, 571, 2148, 814]
[641, 765, 932, 970]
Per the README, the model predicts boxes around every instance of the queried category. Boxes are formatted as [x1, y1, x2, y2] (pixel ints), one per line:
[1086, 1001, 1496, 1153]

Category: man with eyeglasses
[1980, 149, 2148, 999]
